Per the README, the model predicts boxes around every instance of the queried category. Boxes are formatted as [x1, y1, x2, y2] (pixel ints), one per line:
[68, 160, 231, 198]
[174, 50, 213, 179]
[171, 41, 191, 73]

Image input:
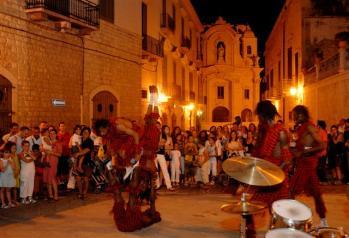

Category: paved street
[0, 186, 348, 238]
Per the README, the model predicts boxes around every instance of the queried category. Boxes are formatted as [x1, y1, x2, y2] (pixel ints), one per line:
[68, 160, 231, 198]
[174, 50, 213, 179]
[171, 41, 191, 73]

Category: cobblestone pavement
[0, 185, 348, 238]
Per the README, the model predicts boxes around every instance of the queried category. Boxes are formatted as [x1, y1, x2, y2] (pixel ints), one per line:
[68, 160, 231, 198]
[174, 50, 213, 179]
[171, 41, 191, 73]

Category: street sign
[52, 99, 66, 107]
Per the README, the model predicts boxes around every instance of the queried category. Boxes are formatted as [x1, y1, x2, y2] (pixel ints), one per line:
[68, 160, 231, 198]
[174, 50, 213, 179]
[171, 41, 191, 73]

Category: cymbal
[222, 156, 285, 186]
[221, 201, 267, 215]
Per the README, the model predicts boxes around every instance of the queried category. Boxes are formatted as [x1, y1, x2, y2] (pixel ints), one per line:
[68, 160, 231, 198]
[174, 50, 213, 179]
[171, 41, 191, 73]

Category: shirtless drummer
[290, 105, 328, 227]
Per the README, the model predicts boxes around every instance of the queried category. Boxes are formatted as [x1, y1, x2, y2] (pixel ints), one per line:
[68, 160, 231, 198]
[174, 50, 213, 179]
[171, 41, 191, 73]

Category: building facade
[0, 0, 262, 134]
[264, 0, 349, 126]
[0, 0, 142, 134]
[200, 18, 262, 128]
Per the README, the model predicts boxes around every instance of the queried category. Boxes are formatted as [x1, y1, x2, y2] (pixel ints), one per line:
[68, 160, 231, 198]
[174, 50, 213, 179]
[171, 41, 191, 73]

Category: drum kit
[221, 156, 348, 238]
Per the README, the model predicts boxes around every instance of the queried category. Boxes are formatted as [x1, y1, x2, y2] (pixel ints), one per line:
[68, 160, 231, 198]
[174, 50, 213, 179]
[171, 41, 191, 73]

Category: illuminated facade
[264, 0, 349, 126]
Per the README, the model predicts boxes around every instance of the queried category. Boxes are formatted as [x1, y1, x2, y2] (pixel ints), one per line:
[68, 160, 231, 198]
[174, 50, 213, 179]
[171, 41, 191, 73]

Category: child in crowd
[32, 144, 44, 199]
[207, 136, 218, 185]
[0, 148, 16, 208]
[184, 135, 198, 185]
[170, 143, 181, 186]
[194, 141, 210, 185]
[19, 140, 37, 204]
[9, 142, 20, 206]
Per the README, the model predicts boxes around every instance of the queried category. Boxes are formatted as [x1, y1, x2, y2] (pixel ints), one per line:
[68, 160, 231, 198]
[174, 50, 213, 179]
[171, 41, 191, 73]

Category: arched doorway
[0, 75, 12, 136]
[241, 108, 253, 122]
[92, 91, 118, 123]
[212, 106, 230, 122]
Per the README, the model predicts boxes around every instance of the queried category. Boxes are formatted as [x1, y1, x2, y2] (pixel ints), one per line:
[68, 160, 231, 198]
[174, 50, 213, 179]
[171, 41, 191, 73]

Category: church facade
[200, 18, 262, 128]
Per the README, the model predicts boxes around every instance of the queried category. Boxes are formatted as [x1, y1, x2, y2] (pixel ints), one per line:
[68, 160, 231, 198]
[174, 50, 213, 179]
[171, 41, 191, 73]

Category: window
[189, 72, 193, 91]
[278, 61, 281, 82]
[217, 86, 224, 99]
[270, 69, 274, 88]
[142, 2, 147, 36]
[162, 0, 166, 14]
[288, 47, 292, 80]
[141, 90, 147, 99]
[163, 56, 167, 91]
[172, 5, 176, 29]
[244, 89, 250, 99]
[247, 45, 252, 55]
[182, 66, 185, 100]
[100, 0, 114, 23]
[181, 17, 184, 41]
[173, 61, 176, 85]
[295, 52, 299, 84]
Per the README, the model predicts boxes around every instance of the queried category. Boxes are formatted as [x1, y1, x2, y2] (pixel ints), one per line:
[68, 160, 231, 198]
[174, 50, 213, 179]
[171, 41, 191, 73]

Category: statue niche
[217, 41, 226, 64]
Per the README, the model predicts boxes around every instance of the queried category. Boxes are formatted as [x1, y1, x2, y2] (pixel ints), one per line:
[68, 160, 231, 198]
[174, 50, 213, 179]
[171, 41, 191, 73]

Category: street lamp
[184, 103, 195, 129]
[290, 87, 297, 96]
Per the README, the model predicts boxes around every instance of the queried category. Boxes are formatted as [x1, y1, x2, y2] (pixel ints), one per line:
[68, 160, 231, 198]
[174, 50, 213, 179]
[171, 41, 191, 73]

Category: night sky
[191, 0, 285, 58]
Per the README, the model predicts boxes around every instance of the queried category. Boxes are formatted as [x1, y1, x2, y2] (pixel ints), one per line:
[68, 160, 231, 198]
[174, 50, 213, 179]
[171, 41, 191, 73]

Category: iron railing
[25, 0, 100, 27]
[181, 37, 191, 49]
[318, 53, 340, 80]
[160, 13, 175, 31]
[142, 35, 163, 57]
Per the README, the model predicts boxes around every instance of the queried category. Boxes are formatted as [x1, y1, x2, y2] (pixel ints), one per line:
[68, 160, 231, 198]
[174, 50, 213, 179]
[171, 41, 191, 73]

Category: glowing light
[158, 92, 171, 103]
[197, 109, 203, 117]
[290, 87, 297, 96]
[274, 100, 279, 111]
[185, 103, 195, 111]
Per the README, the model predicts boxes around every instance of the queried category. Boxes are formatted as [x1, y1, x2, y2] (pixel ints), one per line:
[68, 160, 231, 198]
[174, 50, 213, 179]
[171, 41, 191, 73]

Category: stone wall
[0, 0, 142, 131]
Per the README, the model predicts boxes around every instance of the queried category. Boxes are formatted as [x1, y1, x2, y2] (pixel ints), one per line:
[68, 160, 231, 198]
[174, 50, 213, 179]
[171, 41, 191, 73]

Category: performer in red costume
[290, 105, 328, 227]
[95, 85, 161, 232]
[243, 101, 292, 237]
[249, 100, 292, 204]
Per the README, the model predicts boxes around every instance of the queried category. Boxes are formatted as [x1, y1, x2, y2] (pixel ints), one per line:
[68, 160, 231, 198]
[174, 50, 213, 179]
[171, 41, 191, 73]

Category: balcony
[160, 13, 175, 34]
[142, 35, 163, 58]
[318, 53, 340, 80]
[25, 0, 99, 34]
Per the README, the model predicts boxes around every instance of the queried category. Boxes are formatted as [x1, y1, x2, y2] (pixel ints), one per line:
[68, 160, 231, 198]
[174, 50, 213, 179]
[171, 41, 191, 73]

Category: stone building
[200, 18, 262, 128]
[0, 0, 142, 134]
[264, 0, 349, 126]
[141, 1, 262, 130]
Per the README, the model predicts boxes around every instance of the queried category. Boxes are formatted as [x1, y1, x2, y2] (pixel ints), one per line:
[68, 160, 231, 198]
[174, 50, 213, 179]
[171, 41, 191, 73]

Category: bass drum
[271, 199, 312, 232]
[310, 227, 348, 238]
[266, 228, 312, 238]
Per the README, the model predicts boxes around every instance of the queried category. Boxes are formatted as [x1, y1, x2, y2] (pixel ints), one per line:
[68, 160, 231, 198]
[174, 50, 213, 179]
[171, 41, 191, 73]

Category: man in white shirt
[2, 122, 19, 143]
[26, 126, 42, 151]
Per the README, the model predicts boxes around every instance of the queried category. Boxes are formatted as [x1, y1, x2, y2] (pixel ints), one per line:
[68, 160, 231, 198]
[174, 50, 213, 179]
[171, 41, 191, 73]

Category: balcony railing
[142, 35, 163, 57]
[160, 13, 175, 32]
[318, 53, 340, 80]
[181, 37, 191, 49]
[25, 0, 99, 28]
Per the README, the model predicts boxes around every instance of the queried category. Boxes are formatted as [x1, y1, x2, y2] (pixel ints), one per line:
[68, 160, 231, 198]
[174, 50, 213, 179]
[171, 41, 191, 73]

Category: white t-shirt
[9, 134, 23, 153]
[170, 150, 181, 161]
[71, 134, 82, 146]
[26, 135, 42, 150]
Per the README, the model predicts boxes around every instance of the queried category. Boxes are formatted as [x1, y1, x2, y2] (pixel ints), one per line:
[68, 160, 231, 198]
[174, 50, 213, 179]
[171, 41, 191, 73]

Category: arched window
[247, 45, 252, 55]
[212, 106, 230, 122]
[217, 41, 226, 63]
[241, 108, 253, 122]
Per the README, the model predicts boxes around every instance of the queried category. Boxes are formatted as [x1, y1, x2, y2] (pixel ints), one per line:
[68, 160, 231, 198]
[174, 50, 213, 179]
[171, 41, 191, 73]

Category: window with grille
[217, 86, 224, 99]
[141, 90, 147, 99]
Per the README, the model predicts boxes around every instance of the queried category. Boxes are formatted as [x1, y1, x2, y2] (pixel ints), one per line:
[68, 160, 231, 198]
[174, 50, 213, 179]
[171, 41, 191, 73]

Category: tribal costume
[290, 122, 326, 218]
[103, 113, 161, 232]
[248, 123, 292, 205]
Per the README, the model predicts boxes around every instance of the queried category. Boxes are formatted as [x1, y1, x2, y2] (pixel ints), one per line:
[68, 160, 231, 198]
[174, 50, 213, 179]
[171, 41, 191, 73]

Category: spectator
[32, 144, 44, 199]
[9, 126, 29, 154]
[195, 141, 210, 185]
[73, 127, 94, 200]
[43, 129, 62, 201]
[225, 130, 243, 157]
[184, 135, 198, 185]
[57, 122, 71, 184]
[317, 120, 328, 183]
[8, 141, 20, 206]
[26, 126, 42, 151]
[206, 136, 217, 185]
[1, 122, 19, 146]
[19, 140, 36, 204]
[170, 143, 181, 186]
[0, 147, 16, 208]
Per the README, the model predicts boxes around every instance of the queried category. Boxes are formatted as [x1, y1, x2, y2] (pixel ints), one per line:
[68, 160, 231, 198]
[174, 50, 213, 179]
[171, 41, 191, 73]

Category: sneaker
[319, 218, 329, 227]
[21, 198, 27, 205]
[1, 204, 9, 209]
[29, 198, 37, 204]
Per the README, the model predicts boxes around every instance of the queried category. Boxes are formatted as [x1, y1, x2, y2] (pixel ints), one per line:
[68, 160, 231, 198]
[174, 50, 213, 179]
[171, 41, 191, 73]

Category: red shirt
[57, 131, 71, 156]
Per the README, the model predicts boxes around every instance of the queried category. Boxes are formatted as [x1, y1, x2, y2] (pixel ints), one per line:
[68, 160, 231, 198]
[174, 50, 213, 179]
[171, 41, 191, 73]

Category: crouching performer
[95, 86, 161, 232]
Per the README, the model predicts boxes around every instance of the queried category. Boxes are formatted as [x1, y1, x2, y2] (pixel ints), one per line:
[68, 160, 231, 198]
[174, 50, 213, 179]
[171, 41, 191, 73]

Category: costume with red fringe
[289, 121, 326, 218]
[248, 123, 291, 205]
[104, 114, 161, 232]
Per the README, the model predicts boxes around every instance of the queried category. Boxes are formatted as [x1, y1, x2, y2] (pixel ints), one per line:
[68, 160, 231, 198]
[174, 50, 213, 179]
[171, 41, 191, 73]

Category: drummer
[248, 100, 292, 205]
[290, 105, 328, 227]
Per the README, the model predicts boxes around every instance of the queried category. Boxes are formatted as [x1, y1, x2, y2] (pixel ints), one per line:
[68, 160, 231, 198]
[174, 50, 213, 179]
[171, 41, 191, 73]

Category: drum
[310, 227, 348, 238]
[271, 199, 312, 231]
[266, 228, 312, 238]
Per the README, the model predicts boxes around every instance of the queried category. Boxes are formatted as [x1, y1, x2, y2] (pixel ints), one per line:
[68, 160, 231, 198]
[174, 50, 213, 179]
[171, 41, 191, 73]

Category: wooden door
[92, 91, 118, 123]
[0, 76, 12, 136]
